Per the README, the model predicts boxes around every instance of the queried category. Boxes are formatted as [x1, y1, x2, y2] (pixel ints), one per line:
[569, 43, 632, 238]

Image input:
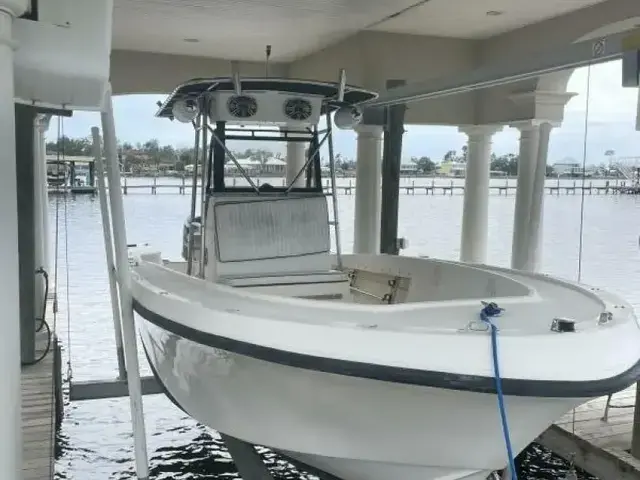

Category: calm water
[51, 177, 640, 479]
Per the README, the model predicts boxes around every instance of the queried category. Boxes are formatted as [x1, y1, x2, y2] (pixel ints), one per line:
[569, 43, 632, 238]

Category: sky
[47, 59, 640, 165]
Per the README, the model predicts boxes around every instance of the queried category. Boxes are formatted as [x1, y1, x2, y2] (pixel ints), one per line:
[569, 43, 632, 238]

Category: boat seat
[203, 193, 349, 299]
[205, 193, 335, 278]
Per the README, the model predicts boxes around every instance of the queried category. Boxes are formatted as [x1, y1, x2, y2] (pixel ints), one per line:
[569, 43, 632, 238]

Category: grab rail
[349, 286, 391, 303]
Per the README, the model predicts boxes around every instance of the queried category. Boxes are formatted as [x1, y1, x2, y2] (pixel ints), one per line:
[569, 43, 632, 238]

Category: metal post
[0, 6, 24, 478]
[100, 88, 150, 479]
[199, 112, 208, 278]
[380, 79, 406, 255]
[186, 115, 201, 276]
[16, 103, 37, 364]
[91, 127, 126, 380]
[325, 112, 342, 268]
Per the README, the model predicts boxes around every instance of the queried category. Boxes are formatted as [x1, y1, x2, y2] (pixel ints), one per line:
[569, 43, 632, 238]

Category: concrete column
[458, 125, 502, 264]
[0, 2, 29, 478]
[511, 121, 554, 272]
[380, 79, 407, 255]
[34, 114, 51, 321]
[353, 125, 383, 254]
[16, 104, 37, 364]
[286, 141, 306, 188]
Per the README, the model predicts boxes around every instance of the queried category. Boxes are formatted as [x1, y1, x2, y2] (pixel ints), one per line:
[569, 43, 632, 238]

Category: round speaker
[333, 105, 363, 130]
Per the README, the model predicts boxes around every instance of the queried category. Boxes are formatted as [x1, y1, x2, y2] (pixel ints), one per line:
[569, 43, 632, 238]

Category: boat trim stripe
[133, 299, 640, 398]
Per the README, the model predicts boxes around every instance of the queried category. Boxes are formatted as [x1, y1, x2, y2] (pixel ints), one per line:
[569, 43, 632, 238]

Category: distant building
[551, 162, 595, 177]
[223, 157, 286, 176]
[399, 161, 419, 175]
[437, 160, 466, 177]
[262, 157, 286, 175]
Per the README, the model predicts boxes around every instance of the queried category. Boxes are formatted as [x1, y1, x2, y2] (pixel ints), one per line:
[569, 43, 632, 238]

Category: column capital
[509, 90, 576, 107]
[458, 124, 503, 139]
[34, 113, 52, 133]
[508, 90, 576, 126]
[509, 119, 560, 131]
[354, 124, 383, 138]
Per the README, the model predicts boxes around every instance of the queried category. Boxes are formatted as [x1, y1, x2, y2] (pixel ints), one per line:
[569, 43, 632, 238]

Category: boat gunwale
[133, 297, 640, 398]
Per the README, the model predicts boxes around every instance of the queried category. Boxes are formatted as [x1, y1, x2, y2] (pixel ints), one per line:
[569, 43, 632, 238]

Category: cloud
[46, 60, 639, 164]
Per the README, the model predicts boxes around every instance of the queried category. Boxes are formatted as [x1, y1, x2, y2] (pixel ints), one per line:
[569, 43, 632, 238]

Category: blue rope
[480, 302, 517, 480]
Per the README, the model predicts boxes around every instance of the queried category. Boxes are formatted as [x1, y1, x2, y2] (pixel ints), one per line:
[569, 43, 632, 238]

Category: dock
[21, 293, 63, 480]
[539, 385, 640, 479]
[112, 177, 635, 196]
[48, 185, 97, 195]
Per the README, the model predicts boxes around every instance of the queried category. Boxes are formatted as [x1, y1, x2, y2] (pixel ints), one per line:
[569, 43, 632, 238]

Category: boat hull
[139, 319, 585, 480]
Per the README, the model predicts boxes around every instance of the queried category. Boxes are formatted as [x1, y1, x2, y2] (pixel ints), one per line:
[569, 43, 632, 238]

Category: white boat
[128, 76, 640, 480]
[47, 159, 68, 187]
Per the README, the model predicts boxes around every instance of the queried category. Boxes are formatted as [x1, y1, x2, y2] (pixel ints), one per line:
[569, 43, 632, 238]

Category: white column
[511, 121, 554, 272]
[286, 141, 306, 187]
[34, 114, 51, 319]
[0, 2, 28, 479]
[458, 125, 502, 263]
[636, 88, 640, 132]
[353, 125, 383, 254]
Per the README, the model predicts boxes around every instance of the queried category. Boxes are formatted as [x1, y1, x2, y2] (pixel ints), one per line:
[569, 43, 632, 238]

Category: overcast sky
[48, 59, 639, 165]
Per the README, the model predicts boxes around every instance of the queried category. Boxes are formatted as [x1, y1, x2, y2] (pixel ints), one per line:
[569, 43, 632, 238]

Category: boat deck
[539, 385, 640, 480]
[21, 293, 62, 480]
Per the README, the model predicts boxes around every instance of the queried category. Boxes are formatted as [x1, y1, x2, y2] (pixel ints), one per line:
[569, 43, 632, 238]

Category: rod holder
[337, 68, 347, 102]
[231, 61, 242, 95]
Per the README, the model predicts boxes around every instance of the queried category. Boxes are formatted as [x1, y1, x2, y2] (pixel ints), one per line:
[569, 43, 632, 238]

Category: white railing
[611, 156, 640, 180]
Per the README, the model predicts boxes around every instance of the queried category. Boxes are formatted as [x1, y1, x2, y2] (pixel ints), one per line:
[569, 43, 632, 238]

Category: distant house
[551, 162, 581, 176]
[262, 157, 286, 175]
[225, 158, 261, 175]
[438, 160, 466, 177]
[399, 161, 419, 175]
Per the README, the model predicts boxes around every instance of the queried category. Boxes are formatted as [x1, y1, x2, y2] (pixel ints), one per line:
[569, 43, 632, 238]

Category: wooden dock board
[21, 324, 58, 479]
[538, 384, 640, 479]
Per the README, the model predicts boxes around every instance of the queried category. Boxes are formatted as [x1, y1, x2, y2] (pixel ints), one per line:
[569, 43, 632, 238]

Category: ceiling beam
[363, 29, 640, 108]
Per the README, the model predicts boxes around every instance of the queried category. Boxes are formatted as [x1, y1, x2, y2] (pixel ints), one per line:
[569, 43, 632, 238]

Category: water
[51, 177, 640, 479]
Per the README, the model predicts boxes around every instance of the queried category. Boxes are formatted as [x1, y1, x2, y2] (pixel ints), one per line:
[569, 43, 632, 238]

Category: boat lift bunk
[162, 75, 376, 301]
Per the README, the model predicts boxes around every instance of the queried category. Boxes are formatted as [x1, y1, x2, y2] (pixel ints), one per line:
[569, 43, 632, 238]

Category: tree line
[45, 136, 280, 172]
[46, 135, 550, 176]
[408, 147, 553, 176]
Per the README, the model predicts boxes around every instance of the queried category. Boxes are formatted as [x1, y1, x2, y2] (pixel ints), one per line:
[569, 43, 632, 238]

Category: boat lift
[68, 28, 640, 479]
[81, 69, 381, 480]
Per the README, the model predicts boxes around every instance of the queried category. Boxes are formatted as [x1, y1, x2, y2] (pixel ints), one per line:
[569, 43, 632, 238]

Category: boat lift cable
[567, 65, 594, 460]
[63, 118, 73, 382]
[479, 302, 517, 480]
[577, 64, 592, 285]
